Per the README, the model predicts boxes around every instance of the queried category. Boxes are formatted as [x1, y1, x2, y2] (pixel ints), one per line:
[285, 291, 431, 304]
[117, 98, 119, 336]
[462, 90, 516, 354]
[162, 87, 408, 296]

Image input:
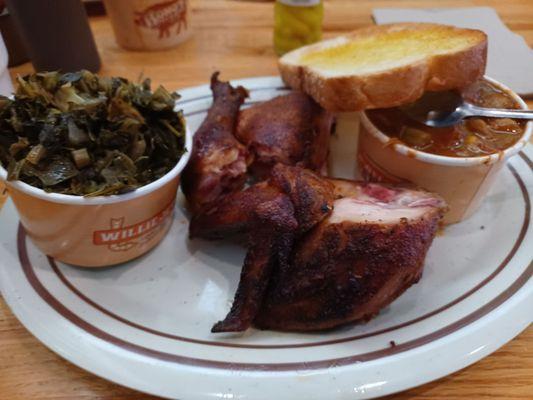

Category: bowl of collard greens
[0, 71, 192, 267]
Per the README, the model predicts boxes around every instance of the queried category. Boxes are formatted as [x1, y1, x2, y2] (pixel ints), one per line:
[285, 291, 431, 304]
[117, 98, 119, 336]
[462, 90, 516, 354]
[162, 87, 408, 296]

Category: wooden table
[0, 1, 531, 398]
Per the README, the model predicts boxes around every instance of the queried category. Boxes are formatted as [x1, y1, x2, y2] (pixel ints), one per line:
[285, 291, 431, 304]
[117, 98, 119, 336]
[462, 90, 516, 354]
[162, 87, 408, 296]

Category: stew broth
[366, 80, 526, 157]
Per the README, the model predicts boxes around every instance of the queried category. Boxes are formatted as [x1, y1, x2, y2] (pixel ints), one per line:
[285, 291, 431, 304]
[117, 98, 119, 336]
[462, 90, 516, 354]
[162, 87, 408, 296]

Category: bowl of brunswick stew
[358, 77, 532, 224]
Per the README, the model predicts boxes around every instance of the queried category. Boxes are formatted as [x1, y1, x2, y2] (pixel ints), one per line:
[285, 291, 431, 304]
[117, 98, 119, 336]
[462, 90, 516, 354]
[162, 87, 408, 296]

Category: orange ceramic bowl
[0, 126, 192, 267]
[358, 77, 532, 224]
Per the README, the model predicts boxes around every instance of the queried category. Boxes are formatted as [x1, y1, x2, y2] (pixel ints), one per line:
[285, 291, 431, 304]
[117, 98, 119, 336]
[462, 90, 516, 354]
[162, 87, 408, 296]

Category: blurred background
[0, 0, 531, 93]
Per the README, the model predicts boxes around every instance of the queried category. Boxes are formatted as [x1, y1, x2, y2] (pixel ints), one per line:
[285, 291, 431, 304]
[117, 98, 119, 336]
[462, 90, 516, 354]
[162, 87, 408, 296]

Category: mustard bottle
[273, 0, 324, 56]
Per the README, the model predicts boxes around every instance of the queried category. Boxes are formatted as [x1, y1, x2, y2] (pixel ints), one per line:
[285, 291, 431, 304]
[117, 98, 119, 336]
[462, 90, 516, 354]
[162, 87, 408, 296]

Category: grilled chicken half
[182, 75, 447, 333]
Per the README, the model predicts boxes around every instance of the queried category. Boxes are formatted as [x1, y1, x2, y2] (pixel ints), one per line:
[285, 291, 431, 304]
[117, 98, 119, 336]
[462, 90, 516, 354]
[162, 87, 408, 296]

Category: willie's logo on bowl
[134, 0, 187, 39]
[93, 201, 175, 251]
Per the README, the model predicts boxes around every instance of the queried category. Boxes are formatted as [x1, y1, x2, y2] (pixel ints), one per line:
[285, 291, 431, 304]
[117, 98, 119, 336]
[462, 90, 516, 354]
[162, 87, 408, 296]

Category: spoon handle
[465, 104, 533, 120]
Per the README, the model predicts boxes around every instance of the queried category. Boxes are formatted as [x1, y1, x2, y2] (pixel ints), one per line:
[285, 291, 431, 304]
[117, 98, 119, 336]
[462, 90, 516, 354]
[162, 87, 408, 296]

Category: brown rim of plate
[17, 154, 532, 371]
[45, 153, 531, 348]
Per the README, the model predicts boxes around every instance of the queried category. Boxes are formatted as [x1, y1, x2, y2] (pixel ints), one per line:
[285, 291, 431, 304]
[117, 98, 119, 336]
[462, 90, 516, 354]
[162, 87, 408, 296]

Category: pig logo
[107, 218, 137, 252]
[134, 0, 188, 39]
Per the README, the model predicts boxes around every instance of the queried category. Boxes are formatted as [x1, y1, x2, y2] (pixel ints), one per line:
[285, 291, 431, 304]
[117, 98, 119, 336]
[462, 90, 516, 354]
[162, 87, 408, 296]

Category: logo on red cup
[134, 0, 188, 39]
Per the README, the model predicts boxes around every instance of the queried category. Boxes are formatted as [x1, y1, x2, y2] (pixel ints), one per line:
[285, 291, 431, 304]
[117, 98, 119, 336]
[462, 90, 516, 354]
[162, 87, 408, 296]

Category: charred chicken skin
[190, 164, 334, 241]
[236, 92, 334, 178]
[183, 75, 446, 333]
[211, 194, 298, 333]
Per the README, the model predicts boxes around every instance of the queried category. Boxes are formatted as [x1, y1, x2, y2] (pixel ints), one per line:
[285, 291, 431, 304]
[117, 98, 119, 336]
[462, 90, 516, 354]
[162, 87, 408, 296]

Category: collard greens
[0, 71, 186, 196]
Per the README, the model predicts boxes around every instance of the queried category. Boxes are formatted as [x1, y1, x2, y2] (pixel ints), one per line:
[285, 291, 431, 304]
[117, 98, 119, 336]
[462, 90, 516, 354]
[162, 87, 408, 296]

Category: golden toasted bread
[279, 23, 488, 112]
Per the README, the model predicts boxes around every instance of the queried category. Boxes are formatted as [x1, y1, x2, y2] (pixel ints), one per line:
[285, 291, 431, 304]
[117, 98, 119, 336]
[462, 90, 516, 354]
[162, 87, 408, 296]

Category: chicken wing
[181, 72, 250, 213]
[211, 195, 297, 332]
[202, 164, 335, 332]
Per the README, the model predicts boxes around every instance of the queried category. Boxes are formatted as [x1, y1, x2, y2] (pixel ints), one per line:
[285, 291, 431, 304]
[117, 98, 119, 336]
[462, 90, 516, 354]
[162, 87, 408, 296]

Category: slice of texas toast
[279, 23, 487, 112]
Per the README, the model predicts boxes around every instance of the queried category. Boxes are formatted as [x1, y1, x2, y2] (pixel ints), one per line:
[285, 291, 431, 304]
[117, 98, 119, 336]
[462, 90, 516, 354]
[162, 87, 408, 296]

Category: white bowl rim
[0, 121, 192, 206]
[360, 76, 533, 167]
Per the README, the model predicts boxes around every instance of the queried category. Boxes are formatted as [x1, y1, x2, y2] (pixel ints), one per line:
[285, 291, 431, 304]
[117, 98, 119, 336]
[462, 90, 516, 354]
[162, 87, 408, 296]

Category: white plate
[0, 76, 531, 400]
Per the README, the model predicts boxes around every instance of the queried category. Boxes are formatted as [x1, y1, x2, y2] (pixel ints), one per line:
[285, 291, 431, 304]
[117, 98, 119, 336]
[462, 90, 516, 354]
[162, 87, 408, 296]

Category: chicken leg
[181, 72, 250, 213]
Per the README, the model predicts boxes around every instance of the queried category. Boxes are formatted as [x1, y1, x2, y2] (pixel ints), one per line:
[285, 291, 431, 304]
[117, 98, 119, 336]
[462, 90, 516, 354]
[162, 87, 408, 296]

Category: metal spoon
[402, 90, 533, 128]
